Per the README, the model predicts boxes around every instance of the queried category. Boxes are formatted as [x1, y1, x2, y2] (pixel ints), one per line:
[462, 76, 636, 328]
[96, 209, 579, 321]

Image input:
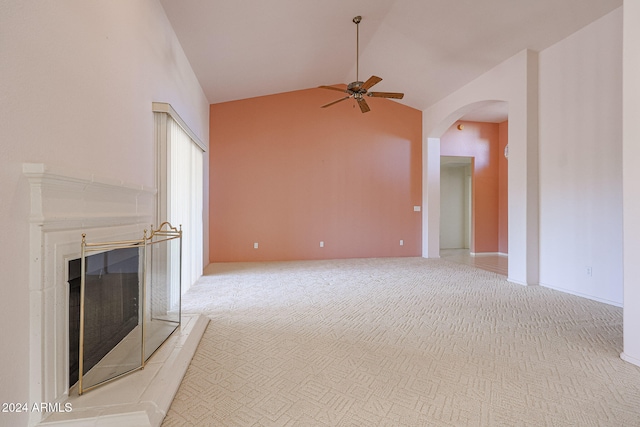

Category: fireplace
[23, 163, 208, 426]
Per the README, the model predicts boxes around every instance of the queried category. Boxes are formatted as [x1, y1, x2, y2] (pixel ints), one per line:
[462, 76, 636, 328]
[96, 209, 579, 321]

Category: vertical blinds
[168, 115, 204, 297]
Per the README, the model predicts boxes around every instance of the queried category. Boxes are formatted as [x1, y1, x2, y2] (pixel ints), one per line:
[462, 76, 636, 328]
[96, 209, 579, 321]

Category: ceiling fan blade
[357, 97, 370, 113]
[319, 85, 347, 93]
[361, 75, 382, 91]
[321, 96, 351, 108]
[367, 91, 405, 99]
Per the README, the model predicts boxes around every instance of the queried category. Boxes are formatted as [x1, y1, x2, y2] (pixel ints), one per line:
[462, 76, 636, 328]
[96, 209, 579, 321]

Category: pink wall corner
[440, 121, 502, 253]
[209, 88, 422, 262]
[498, 120, 509, 254]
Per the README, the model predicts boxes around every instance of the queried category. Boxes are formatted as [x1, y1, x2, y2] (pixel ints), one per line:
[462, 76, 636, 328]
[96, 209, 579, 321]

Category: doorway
[440, 156, 472, 250]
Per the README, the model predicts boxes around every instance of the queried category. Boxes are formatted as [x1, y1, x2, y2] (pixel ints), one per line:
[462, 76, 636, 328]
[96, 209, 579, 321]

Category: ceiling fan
[319, 15, 404, 113]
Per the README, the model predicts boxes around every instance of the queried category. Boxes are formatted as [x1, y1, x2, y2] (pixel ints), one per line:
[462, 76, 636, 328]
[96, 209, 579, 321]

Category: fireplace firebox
[67, 247, 140, 388]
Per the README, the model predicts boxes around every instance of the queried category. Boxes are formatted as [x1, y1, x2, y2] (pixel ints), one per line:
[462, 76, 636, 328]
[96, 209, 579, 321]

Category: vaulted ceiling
[160, 0, 621, 121]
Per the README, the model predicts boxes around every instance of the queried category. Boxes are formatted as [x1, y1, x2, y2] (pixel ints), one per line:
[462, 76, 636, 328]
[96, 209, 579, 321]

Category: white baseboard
[538, 282, 623, 307]
[507, 278, 529, 286]
[470, 251, 508, 257]
[621, 352, 640, 368]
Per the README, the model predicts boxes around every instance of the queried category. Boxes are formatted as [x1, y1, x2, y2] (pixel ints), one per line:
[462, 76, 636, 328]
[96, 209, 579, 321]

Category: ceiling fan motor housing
[347, 81, 366, 94]
[318, 15, 404, 113]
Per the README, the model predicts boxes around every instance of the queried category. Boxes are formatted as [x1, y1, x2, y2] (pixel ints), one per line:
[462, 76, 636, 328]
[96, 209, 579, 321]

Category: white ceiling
[160, 0, 620, 122]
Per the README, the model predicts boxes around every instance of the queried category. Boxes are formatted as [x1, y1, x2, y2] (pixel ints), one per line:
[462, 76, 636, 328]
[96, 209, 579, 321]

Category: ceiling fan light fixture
[318, 15, 404, 113]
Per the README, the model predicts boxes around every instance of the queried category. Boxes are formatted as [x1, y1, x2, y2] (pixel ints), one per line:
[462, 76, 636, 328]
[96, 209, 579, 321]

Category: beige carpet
[162, 257, 640, 426]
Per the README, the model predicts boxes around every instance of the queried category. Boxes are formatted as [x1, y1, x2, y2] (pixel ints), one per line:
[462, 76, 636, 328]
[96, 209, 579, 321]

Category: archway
[420, 50, 539, 286]
[439, 110, 509, 275]
[423, 100, 508, 259]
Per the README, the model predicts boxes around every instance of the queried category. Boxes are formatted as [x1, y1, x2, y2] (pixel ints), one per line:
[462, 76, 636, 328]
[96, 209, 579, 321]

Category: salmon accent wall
[210, 88, 422, 262]
[498, 121, 509, 253]
[440, 120, 508, 253]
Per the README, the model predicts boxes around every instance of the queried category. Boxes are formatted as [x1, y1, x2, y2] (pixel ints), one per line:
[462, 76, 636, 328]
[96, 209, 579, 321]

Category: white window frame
[153, 102, 205, 295]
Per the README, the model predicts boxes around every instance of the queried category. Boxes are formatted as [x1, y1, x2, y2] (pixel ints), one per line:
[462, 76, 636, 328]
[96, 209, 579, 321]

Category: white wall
[423, 50, 539, 286]
[622, 0, 640, 367]
[538, 8, 623, 305]
[423, 7, 624, 299]
[0, 1, 209, 425]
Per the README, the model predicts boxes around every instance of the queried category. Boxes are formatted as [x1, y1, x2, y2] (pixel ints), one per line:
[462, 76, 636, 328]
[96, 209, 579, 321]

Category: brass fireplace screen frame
[77, 222, 182, 395]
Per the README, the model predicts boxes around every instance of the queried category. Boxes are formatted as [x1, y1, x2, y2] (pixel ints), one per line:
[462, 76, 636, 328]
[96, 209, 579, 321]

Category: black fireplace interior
[68, 247, 140, 387]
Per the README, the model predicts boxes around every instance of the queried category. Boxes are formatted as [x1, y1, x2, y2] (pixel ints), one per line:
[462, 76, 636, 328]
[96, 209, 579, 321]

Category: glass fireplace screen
[76, 222, 182, 394]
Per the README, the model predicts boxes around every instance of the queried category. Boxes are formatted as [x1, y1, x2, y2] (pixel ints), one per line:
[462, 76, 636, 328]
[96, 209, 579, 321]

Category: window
[153, 103, 205, 295]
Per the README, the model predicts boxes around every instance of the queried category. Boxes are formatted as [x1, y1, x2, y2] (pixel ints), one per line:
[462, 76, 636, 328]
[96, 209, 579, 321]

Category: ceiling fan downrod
[353, 16, 361, 83]
[318, 15, 404, 113]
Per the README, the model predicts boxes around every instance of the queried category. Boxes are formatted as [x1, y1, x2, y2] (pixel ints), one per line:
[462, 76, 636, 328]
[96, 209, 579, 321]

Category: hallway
[440, 248, 508, 276]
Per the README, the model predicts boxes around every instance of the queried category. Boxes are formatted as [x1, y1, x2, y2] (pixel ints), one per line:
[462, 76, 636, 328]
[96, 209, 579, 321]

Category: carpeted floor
[162, 257, 640, 426]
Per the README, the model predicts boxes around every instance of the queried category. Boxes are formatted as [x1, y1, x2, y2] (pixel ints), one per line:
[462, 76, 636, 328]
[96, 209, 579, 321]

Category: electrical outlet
[413, 206, 421, 212]
[253, 242, 259, 249]
[320, 241, 324, 248]
[400, 240, 404, 246]
[586, 266, 592, 276]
